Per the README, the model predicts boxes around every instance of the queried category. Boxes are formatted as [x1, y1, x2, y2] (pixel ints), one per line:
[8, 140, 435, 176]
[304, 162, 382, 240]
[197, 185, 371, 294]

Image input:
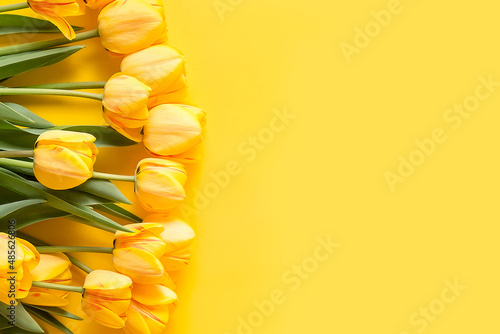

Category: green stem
[92, 171, 136, 182]
[0, 2, 29, 13]
[66, 255, 93, 274]
[0, 87, 102, 101]
[32, 281, 84, 294]
[0, 28, 99, 57]
[37, 246, 114, 254]
[18, 82, 107, 90]
[0, 158, 32, 169]
[0, 150, 33, 158]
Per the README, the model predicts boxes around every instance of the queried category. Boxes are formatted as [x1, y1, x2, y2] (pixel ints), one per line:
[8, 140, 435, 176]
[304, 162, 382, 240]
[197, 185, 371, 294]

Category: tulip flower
[102, 73, 151, 142]
[98, 0, 166, 55]
[21, 253, 72, 307]
[134, 159, 187, 212]
[113, 216, 195, 284]
[121, 44, 186, 99]
[143, 104, 203, 158]
[82, 270, 132, 329]
[113, 214, 195, 286]
[33, 130, 98, 190]
[124, 283, 177, 334]
[28, 0, 85, 40]
[0, 233, 40, 304]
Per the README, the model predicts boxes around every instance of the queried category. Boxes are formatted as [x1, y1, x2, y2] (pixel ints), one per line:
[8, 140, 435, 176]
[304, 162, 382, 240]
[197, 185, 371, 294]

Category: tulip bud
[21, 253, 72, 307]
[33, 130, 98, 190]
[134, 158, 187, 212]
[0, 234, 40, 305]
[28, 0, 84, 40]
[143, 104, 202, 158]
[121, 44, 186, 97]
[98, 0, 166, 55]
[82, 270, 132, 329]
[124, 283, 177, 334]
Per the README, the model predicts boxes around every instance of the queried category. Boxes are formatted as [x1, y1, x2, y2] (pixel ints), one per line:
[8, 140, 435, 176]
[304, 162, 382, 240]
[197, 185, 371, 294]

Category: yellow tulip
[28, 0, 84, 40]
[134, 158, 187, 212]
[82, 270, 132, 329]
[113, 216, 195, 284]
[124, 283, 177, 334]
[121, 44, 186, 98]
[98, 0, 166, 55]
[143, 104, 203, 158]
[20, 253, 72, 307]
[102, 73, 151, 142]
[33, 130, 98, 190]
[0, 233, 40, 305]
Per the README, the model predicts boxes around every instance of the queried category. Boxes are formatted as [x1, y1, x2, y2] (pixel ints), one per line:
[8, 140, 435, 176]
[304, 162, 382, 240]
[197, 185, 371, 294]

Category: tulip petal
[124, 306, 152, 334]
[34, 13, 75, 40]
[36, 130, 96, 144]
[98, 0, 166, 54]
[21, 291, 70, 306]
[144, 104, 202, 156]
[102, 111, 143, 142]
[82, 298, 126, 329]
[83, 270, 132, 290]
[113, 248, 165, 284]
[34, 145, 92, 190]
[30, 253, 70, 282]
[132, 284, 176, 306]
[121, 45, 185, 96]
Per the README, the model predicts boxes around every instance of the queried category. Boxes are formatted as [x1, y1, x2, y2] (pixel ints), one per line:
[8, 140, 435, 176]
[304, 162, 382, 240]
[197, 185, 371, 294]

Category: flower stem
[0, 87, 103, 101]
[92, 172, 136, 182]
[0, 150, 33, 158]
[0, 28, 99, 57]
[0, 158, 33, 169]
[37, 246, 114, 254]
[18, 82, 107, 90]
[66, 255, 93, 274]
[0, 2, 29, 13]
[32, 281, 84, 293]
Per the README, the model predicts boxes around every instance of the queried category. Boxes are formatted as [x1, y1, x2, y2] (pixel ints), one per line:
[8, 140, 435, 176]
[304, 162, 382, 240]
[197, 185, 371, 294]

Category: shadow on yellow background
[1, 0, 499, 333]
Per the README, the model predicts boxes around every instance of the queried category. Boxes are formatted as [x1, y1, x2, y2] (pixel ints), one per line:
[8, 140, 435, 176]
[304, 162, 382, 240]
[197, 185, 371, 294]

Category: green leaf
[0, 328, 40, 334]
[1, 103, 54, 128]
[0, 199, 46, 219]
[23, 306, 81, 321]
[94, 203, 142, 224]
[76, 178, 132, 204]
[0, 313, 14, 329]
[0, 168, 132, 233]
[0, 14, 83, 36]
[23, 305, 73, 334]
[44, 188, 113, 206]
[0, 102, 34, 125]
[0, 185, 26, 204]
[3, 203, 70, 231]
[0, 301, 44, 333]
[0, 120, 38, 150]
[0, 46, 84, 81]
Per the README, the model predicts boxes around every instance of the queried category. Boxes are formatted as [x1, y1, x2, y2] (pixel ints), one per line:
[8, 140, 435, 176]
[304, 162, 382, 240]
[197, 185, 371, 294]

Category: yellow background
[1, 0, 499, 333]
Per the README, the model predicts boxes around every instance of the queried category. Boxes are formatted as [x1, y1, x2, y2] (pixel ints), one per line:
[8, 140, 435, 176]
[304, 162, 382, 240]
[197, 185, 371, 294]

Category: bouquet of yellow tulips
[0, 0, 204, 332]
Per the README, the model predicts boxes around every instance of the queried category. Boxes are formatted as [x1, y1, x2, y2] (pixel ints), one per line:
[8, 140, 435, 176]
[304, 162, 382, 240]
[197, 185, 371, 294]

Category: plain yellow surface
[1, 0, 500, 333]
